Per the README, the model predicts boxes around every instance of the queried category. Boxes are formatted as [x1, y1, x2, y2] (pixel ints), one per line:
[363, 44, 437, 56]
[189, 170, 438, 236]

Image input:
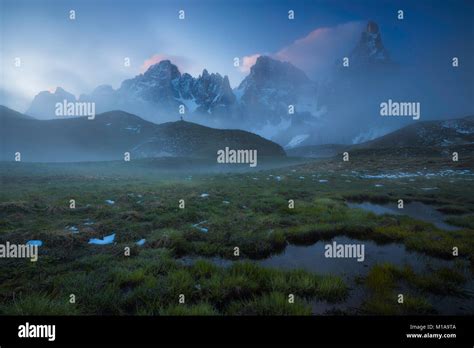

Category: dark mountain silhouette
[0, 106, 285, 162]
[287, 115, 474, 157]
[354, 115, 474, 149]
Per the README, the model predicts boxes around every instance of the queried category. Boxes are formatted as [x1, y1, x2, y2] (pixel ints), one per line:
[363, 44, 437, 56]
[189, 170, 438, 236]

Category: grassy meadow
[1, 149, 473, 315]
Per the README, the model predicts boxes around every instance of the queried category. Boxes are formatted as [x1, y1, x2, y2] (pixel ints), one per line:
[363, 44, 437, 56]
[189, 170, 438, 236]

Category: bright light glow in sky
[1, 0, 473, 112]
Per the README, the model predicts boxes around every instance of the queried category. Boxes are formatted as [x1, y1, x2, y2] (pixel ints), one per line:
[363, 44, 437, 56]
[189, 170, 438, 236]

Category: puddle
[258, 236, 450, 279]
[347, 201, 461, 231]
[258, 236, 473, 315]
[179, 235, 474, 315]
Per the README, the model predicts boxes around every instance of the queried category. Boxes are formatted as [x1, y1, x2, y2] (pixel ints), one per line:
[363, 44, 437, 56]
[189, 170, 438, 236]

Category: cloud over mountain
[275, 21, 365, 78]
[141, 54, 193, 73]
[239, 54, 262, 73]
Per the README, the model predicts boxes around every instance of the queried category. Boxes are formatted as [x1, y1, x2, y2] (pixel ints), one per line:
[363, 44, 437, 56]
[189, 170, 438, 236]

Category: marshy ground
[1, 148, 473, 315]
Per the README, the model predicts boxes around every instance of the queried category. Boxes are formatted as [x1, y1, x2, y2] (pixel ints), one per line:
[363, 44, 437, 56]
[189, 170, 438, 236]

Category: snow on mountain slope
[285, 134, 310, 149]
[25, 21, 408, 146]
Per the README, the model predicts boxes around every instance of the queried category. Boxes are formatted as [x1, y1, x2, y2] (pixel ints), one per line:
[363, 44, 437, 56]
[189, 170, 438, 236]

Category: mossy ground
[360, 262, 469, 315]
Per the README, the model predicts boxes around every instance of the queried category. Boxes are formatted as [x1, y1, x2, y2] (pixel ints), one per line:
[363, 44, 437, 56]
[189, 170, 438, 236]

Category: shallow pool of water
[347, 201, 460, 231]
[258, 236, 450, 277]
[257, 235, 473, 314]
[178, 235, 473, 315]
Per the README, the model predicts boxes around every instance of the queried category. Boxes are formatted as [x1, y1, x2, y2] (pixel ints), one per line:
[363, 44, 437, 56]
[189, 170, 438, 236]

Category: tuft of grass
[225, 292, 312, 315]
[362, 262, 468, 314]
[1, 293, 79, 315]
[159, 303, 219, 316]
[365, 263, 397, 293]
[445, 214, 474, 229]
[395, 265, 467, 295]
[315, 275, 348, 302]
[164, 269, 195, 298]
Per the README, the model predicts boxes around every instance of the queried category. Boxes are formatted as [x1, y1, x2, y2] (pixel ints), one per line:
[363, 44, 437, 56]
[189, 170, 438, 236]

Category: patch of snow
[177, 97, 199, 112]
[66, 225, 79, 233]
[192, 221, 209, 233]
[352, 127, 391, 144]
[285, 134, 310, 149]
[234, 87, 245, 102]
[26, 240, 43, 247]
[89, 233, 116, 245]
[359, 170, 473, 180]
[254, 118, 291, 140]
[124, 125, 141, 133]
[83, 219, 95, 226]
[441, 120, 474, 134]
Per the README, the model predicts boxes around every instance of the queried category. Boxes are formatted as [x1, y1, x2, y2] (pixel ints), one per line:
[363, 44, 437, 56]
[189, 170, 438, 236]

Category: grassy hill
[354, 116, 474, 149]
[0, 106, 285, 162]
[288, 115, 474, 158]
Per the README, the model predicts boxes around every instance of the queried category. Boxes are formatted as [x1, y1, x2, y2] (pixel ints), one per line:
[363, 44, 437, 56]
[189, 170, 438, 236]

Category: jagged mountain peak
[252, 56, 309, 81]
[238, 55, 311, 92]
[350, 20, 390, 65]
[87, 85, 115, 98]
[146, 59, 175, 70]
[54, 87, 71, 96]
[234, 55, 318, 129]
[92, 84, 115, 93]
[222, 75, 231, 89]
[26, 87, 76, 118]
[27, 54, 315, 124]
[143, 59, 181, 80]
[366, 20, 379, 34]
[35, 87, 75, 99]
[193, 69, 235, 109]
